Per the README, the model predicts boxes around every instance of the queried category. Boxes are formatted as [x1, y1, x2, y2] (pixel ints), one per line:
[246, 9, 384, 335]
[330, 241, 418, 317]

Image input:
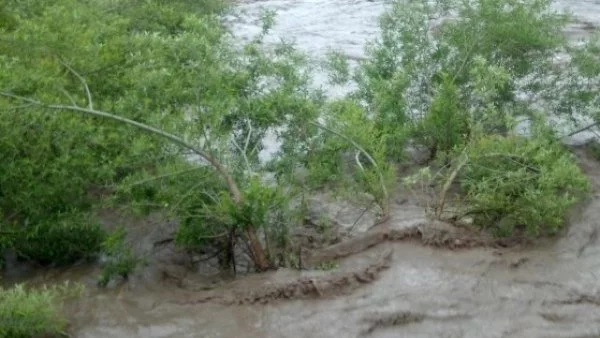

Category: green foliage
[0, 282, 83, 338]
[460, 134, 589, 236]
[11, 212, 105, 266]
[3, 0, 591, 268]
[0, 0, 234, 265]
[414, 73, 468, 157]
[353, 0, 570, 160]
[325, 50, 351, 85]
[344, 0, 592, 238]
[98, 227, 142, 287]
[315, 261, 339, 271]
[274, 98, 396, 209]
[174, 175, 294, 256]
[117, 164, 232, 249]
[224, 177, 289, 228]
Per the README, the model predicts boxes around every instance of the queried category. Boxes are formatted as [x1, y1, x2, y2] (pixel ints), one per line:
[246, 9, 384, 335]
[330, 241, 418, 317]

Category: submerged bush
[341, 0, 593, 237]
[460, 134, 590, 236]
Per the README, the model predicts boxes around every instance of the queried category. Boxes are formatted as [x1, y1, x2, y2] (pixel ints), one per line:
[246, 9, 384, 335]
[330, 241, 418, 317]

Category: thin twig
[231, 138, 253, 173]
[349, 198, 376, 232]
[195, 231, 229, 239]
[480, 152, 540, 173]
[59, 88, 77, 107]
[309, 120, 389, 214]
[563, 121, 600, 138]
[169, 187, 218, 215]
[59, 59, 93, 110]
[230, 230, 237, 276]
[436, 150, 468, 219]
[7, 103, 35, 111]
[244, 119, 253, 153]
[232, 118, 255, 173]
[354, 150, 365, 171]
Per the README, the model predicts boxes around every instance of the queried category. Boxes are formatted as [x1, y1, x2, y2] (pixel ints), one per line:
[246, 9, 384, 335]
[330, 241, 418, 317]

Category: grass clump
[0, 282, 83, 338]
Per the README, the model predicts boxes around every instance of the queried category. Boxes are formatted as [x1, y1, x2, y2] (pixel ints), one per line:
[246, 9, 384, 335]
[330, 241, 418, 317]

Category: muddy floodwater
[6, 1, 600, 337]
[35, 145, 600, 338]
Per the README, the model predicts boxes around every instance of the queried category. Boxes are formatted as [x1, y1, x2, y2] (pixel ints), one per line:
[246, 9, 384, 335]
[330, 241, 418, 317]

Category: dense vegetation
[342, 0, 593, 235]
[1, 0, 600, 335]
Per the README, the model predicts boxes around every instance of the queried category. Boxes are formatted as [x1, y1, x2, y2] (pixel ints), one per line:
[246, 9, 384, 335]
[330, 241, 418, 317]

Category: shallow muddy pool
[6, 1, 600, 337]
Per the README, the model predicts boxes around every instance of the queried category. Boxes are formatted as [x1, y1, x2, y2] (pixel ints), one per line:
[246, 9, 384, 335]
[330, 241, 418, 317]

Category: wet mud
[9, 143, 598, 338]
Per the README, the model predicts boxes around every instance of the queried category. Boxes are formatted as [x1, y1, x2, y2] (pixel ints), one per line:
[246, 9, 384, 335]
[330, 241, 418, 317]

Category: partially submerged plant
[98, 226, 143, 287]
[459, 133, 589, 236]
[0, 282, 84, 338]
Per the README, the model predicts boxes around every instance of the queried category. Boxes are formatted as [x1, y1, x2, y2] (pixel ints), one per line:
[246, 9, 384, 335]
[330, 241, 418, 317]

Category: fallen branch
[563, 121, 600, 138]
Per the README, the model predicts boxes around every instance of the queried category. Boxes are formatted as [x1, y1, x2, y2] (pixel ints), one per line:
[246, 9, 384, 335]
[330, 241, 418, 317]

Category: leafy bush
[98, 227, 142, 287]
[353, 0, 570, 159]
[336, 0, 596, 238]
[460, 134, 589, 236]
[0, 282, 82, 338]
[12, 212, 105, 266]
[0, 0, 230, 265]
[176, 175, 293, 256]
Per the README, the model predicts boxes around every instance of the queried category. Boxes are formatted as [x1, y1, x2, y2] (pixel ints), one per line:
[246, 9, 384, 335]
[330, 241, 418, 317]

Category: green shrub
[354, 0, 570, 160]
[12, 212, 105, 266]
[460, 134, 590, 236]
[98, 227, 142, 287]
[0, 282, 83, 338]
[0, 0, 230, 266]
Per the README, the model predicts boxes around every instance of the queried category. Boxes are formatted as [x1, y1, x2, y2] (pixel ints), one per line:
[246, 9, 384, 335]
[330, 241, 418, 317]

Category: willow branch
[309, 120, 389, 213]
[436, 150, 468, 219]
[59, 88, 77, 106]
[59, 59, 93, 110]
[0, 91, 243, 203]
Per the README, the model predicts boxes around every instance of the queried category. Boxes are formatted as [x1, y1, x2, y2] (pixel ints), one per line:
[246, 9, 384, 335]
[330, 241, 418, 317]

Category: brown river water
[5, 1, 600, 337]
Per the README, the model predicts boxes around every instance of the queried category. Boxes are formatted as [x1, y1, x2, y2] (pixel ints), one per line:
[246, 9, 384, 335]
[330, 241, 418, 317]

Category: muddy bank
[7, 144, 592, 338]
[6, 1, 600, 337]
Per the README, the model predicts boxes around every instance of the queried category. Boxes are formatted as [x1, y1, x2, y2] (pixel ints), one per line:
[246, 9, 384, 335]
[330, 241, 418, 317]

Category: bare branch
[436, 150, 468, 219]
[232, 118, 256, 173]
[231, 137, 252, 173]
[7, 103, 36, 111]
[563, 121, 600, 138]
[244, 119, 253, 153]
